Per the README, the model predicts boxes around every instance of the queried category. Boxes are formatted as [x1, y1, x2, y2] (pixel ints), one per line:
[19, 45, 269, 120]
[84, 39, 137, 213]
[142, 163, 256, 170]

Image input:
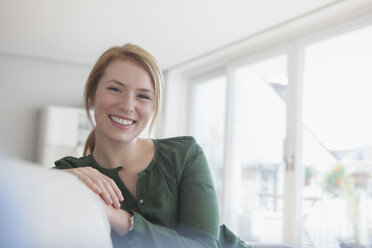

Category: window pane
[302, 25, 372, 248]
[191, 76, 227, 210]
[233, 55, 287, 242]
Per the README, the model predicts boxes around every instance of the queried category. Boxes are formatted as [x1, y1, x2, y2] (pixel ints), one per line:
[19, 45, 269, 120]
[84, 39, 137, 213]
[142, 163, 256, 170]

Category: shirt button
[139, 199, 144, 204]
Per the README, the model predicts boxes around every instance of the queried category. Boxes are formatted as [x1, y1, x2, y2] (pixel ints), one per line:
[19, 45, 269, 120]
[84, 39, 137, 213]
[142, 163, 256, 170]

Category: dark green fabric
[54, 136, 252, 248]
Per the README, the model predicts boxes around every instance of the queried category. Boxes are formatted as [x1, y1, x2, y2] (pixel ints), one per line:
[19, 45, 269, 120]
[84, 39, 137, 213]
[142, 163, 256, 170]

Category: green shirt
[55, 136, 250, 248]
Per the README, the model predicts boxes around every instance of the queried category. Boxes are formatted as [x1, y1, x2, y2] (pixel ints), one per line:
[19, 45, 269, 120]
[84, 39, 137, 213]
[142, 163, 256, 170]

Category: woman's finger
[79, 168, 112, 205]
[104, 175, 124, 202]
[81, 167, 116, 204]
[96, 180, 114, 205]
[64, 167, 123, 208]
[79, 174, 102, 194]
[102, 179, 121, 208]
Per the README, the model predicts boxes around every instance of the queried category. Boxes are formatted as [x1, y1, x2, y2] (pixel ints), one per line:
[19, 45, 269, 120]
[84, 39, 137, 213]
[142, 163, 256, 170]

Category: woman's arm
[54, 140, 222, 247]
[101, 199, 133, 236]
[65, 167, 124, 208]
[54, 158, 124, 209]
[115, 142, 220, 248]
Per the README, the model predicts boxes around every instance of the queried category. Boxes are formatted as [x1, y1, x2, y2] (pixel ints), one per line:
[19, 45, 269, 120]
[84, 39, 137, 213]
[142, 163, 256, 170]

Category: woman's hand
[103, 202, 133, 236]
[66, 167, 124, 208]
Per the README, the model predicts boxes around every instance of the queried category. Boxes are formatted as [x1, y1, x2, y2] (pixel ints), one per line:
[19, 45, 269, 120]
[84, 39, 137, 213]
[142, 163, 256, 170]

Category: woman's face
[91, 58, 155, 145]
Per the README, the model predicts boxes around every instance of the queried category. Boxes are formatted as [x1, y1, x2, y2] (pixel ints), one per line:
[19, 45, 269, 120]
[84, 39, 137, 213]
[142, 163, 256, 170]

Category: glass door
[229, 54, 288, 242]
[190, 75, 227, 212]
[302, 25, 372, 248]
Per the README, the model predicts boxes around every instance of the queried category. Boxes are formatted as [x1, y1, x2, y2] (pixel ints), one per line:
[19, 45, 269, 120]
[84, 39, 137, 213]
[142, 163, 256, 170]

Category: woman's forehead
[102, 59, 154, 90]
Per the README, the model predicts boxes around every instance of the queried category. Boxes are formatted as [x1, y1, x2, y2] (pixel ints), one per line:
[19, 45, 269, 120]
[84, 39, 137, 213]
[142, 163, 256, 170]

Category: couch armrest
[0, 158, 113, 248]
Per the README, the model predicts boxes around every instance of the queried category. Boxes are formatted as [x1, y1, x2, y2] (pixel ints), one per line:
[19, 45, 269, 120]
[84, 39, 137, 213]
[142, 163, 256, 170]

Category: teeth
[111, 116, 134, 126]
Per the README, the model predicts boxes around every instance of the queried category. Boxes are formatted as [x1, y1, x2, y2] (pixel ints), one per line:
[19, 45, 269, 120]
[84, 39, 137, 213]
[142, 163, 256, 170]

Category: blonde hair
[83, 44, 163, 156]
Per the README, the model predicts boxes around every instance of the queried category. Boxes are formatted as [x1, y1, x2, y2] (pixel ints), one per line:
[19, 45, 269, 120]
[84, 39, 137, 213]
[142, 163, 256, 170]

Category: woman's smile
[109, 114, 136, 128]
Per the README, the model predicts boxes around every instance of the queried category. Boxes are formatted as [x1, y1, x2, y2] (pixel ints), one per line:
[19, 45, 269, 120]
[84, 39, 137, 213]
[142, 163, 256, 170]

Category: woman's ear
[89, 97, 95, 107]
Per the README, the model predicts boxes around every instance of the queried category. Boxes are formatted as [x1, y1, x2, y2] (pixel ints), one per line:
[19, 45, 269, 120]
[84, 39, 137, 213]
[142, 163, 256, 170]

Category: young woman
[54, 44, 250, 248]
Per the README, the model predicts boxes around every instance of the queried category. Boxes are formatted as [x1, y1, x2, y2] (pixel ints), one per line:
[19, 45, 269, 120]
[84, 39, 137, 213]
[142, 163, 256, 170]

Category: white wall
[0, 53, 91, 162]
[160, 71, 190, 138]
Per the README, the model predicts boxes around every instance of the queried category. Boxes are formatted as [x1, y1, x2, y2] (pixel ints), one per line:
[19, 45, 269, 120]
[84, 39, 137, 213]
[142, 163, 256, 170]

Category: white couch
[0, 157, 112, 248]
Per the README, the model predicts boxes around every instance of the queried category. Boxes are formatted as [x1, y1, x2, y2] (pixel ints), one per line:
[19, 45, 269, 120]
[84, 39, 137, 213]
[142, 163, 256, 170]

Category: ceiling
[0, 0, 340, 70]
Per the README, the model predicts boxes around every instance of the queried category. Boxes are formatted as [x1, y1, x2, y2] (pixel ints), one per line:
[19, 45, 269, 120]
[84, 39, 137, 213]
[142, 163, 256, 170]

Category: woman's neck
[92, 137, 154, 173]
[92, 136, 139, 169]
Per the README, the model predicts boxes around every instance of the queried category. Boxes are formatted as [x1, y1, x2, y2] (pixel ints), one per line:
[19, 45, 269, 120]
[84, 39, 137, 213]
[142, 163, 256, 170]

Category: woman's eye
[138, 94, 150, 100]
[108, 87, 121, 93]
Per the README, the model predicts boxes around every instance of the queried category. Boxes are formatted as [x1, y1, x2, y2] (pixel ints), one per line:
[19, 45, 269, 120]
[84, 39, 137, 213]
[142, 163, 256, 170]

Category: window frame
[163, 7, 372, 246]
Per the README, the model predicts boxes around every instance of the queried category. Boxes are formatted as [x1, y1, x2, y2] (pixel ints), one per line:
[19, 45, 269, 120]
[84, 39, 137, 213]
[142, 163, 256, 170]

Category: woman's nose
[118, 95, 135, 112]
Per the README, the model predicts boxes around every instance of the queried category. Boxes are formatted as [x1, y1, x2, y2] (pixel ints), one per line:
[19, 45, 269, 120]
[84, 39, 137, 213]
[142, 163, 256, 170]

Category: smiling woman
[53, 43, 252, 248]
[83, 44, 163, 156]
[91, 59, 155, 146]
